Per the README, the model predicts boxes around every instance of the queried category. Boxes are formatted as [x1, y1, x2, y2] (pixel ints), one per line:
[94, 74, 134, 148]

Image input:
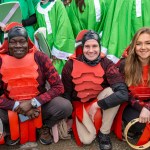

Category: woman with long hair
[119, 27, 150, 138]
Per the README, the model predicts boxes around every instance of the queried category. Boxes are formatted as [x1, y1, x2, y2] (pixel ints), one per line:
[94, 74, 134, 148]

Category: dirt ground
[1, 133, 148, 150]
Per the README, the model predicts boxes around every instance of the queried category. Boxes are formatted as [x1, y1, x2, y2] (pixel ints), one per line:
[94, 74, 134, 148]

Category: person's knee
[97, 87, 113, 99]
[61, 100, 73, 117]
[51, 97, 73, 118]
[81, 136, 95, 145]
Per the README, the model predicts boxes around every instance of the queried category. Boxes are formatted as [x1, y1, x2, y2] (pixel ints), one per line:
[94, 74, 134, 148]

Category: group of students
[0, 0, 150, 150]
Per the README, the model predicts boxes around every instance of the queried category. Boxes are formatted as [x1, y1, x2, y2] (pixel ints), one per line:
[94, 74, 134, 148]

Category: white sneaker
[19, 142, 38, 150]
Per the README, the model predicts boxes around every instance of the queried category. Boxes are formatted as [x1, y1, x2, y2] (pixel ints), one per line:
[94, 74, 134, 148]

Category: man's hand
[14, 100, 32, 114]
[88, 102, 100, 121]
[25, 109, 40, 119]
[139, 107, 150, 123]
[0, 22, 6, 31]
[34, 32, 39, 40]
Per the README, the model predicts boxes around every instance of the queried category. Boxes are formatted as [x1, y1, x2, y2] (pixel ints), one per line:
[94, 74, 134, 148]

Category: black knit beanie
[8, 26, 28, 42]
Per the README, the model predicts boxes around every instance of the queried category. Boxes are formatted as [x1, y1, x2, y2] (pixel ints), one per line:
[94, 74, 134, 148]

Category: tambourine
[124, 118, 150, 149]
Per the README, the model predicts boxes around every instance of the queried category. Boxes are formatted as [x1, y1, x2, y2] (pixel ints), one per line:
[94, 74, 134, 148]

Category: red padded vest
[0, 51, 42, 144]
[71, 59, 104, 102]
[129, 65, 150, 102]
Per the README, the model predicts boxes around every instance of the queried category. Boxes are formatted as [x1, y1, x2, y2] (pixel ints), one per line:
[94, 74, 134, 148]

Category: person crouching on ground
[0, 26, 72, 146]
[62, 30, 128, 150]
[119, 27, 150, 140]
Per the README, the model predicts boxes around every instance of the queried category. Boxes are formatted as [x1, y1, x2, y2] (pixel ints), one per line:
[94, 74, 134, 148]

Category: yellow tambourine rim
[124, 118, 150, 150]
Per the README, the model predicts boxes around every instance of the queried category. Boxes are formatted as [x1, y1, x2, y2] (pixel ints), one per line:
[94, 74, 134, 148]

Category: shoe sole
[39, 139, 53, 145]
[20, 142, 38, 149]
[7, 138, 20, 146]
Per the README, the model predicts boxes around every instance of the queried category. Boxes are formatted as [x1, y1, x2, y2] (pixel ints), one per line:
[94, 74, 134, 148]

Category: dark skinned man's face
[8, 36, 28, 59]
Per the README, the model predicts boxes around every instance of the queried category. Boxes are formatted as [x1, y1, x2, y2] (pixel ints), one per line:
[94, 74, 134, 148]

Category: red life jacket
[0, 51, 42, 144]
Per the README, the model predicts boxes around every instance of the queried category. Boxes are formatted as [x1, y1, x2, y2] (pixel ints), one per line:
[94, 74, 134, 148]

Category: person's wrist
[22, 20, 26, 27]
[144, 104, 150, 111]
[13, 101, 20, 111]
[143, 106, 149, 111]
[31, 98, 41, 108]
[31, 98, 38, 108]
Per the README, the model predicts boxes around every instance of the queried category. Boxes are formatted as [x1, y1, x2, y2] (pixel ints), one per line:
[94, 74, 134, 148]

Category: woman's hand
[88, 102, 100, 121]
[139, 107, 150, 123]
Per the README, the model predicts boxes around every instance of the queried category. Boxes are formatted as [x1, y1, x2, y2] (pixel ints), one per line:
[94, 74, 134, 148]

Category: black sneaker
[122, 131, 142, 141]
[39, 127, 53, 145]
[5, 136, 20, 146]
[97, 132, 112, 150]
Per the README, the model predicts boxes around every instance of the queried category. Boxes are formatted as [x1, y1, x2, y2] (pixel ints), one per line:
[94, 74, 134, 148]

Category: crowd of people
[0, 0, 150, 150]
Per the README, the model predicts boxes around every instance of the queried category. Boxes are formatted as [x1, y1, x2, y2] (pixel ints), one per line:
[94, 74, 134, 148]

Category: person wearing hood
[62, 30, 128, 150]
[0, 23, 72, 147]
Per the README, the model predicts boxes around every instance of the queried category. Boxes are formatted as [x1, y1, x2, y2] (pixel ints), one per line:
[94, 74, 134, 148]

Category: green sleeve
[26, 0, 35, 16]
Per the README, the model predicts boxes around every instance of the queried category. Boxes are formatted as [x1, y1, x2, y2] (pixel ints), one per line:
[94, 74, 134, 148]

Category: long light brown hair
[125, 27, 150, 87]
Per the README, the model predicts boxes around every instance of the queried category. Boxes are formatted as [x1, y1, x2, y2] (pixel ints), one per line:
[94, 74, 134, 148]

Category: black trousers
[0, 96, 72, 133]
[122, 105, 145, 133]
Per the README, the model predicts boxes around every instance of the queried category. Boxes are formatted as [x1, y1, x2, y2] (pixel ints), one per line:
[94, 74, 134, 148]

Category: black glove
[22, 14, 37, 27]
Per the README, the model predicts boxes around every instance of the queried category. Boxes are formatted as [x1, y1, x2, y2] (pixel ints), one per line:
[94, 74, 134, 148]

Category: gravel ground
[1, 133, 149, 150]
